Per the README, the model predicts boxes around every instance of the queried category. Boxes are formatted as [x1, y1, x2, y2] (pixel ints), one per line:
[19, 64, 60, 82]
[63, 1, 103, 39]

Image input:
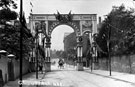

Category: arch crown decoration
[29, 12, 97, 38]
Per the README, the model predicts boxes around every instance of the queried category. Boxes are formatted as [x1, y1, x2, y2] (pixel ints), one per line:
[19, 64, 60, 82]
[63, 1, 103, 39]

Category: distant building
[63, 32, 72, 51]
[64, 32, 71, 38]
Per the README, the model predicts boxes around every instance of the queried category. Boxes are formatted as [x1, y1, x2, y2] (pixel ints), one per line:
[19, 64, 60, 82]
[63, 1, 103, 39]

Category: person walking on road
[39, 63, 43, 74]
[58, 58, 64, 69]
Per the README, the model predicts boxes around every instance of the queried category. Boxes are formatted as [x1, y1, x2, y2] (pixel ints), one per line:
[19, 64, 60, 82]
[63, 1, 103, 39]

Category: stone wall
[12, 58, 30, 80]
[97, 55, 135, 74]
[0, 55, 30, 83]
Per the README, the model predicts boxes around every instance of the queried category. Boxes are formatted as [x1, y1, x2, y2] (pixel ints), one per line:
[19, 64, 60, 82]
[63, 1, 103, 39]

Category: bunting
[30, 9, 33, 13]
[21, 11, 27, 28]
[30, 2, 33, 7]
[30, 1, 33, 14]
[20, 11, 32, 38]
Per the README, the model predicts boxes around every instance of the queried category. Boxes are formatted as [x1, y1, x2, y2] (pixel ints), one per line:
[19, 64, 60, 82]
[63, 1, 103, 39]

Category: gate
[8, 61, 14, 81]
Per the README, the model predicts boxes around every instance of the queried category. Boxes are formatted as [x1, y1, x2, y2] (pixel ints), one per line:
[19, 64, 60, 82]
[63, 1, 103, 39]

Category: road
[4, 58, 135, 87]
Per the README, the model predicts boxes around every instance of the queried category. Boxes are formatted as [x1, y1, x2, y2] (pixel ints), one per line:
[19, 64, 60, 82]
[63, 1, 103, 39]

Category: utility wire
[108, 23, 121, 31]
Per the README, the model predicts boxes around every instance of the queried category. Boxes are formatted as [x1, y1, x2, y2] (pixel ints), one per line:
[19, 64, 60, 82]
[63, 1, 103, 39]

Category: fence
[11, 58, 30, 80]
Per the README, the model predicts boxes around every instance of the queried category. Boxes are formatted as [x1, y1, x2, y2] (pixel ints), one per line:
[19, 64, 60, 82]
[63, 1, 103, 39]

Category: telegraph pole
[108, 25, 112, 76]
[20, 0, 23, 87]
[104, 15, 112, 76]
[107, 19, 111, 76]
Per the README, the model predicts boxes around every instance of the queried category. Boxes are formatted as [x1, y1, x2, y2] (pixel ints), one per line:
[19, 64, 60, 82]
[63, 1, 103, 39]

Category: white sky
[15, 0, 135, 50]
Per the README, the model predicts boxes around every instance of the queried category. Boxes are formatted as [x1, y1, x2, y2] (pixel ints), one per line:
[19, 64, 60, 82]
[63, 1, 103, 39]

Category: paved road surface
[4, 58, 135, 87]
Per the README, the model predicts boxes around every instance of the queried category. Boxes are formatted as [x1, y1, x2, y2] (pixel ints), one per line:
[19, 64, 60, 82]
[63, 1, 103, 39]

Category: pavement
[3, 62, 135, 87]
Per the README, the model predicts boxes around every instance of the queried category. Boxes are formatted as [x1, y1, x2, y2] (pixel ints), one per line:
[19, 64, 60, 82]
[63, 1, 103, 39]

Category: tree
[0, 0, 18, 24]
[96, 22, 108, 55]
[0, 23, 33, 59]
[64, 32, 77, 52]
[0, 0, 17, 9]
[0, 0, 33, 59]
[97, 4, 135, 56]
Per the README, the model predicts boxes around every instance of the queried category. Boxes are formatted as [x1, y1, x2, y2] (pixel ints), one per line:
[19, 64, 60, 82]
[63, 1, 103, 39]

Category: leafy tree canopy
[0, 23, 33, 59]
[97, 4, 135, 57]
[0, 0, 18, 23]
[0, 0, 33, 59]
[0, 0, 17, 9]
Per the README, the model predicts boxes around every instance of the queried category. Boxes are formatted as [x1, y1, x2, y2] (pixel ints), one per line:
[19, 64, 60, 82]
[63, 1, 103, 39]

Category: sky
[15, 0, 135, 50]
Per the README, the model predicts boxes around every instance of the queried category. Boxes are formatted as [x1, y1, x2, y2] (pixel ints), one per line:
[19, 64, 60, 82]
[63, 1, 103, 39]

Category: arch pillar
[44, 37, 51, 72]
[76, 36, 84, 71]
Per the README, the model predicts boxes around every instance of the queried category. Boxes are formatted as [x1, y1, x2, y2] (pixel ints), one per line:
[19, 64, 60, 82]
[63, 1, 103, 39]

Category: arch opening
[51, 24, 74, 51]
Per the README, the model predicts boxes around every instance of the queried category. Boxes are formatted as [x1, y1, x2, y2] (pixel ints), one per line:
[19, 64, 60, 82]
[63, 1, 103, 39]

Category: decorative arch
[29, 13, 97, 71]
[48, 21, 80, 36]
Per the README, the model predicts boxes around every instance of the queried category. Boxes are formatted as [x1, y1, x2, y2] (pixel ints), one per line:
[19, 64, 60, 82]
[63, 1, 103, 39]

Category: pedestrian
[58, 58, 64, 69]
[39, 64, 43, 73]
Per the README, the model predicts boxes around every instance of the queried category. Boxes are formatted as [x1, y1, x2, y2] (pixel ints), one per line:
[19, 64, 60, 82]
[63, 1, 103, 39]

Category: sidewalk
[3, 72, 46, 87]
[68, 65, 135, 84]
[84, 67, 135, 84]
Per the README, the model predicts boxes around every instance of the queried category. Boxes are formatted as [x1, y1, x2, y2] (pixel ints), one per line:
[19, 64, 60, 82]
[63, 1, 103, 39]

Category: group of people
[37, 58, 65, 72]
[58, 58, 64, 69]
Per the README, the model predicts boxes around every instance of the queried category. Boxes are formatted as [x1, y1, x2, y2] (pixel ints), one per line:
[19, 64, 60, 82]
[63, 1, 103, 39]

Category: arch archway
[51, 25, 74, 51]
[29, 13, 97, 71]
